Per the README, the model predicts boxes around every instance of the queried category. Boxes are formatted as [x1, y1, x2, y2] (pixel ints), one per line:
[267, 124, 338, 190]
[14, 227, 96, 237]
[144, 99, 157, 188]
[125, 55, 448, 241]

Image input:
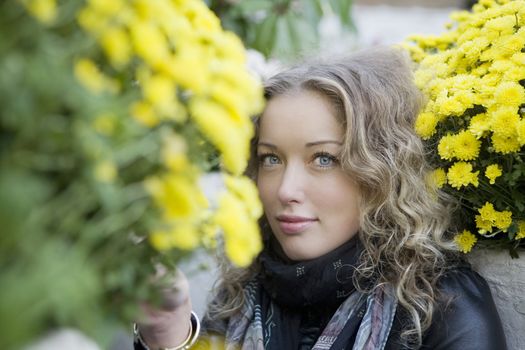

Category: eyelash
[258, 152, 280, 167]
[313, 151, 339, 168]
[257, 152, 339, 168]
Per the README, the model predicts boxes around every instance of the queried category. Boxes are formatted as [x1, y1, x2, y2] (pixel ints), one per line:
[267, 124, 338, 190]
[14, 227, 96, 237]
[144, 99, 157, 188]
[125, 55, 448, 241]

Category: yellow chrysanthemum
[189, 97, 252, 175]
[484, 15, 516, 36]
[414, 112, 439, 139]
[438, 95, 467, 116]
[100, 26, 132, 68]
[468, 113, 491, 139]
[453, 130, 481, 161]
[489, 107, 519, 136]
[474, 202, 513, 234]
[149, 223, 200, 251]
[475, 215, 494, 234]
[438, 134, 456, 160]
[494, 210, 513, 232]
[74, 59, 119, 94]
[130, 101, 159, 127]
[479, 201, 496, 218]
[223, 175, 263, 219]
[428, 168, 447, 189]
[454, 230, 478, 253]
[447, 162, 479, 189]
[22, 0, 57, 24]
[146, 175, 208, 220]
[129, 20, 169, 66]
[494, 81, 525, 107]
[516, 221, 525, 240]
[485, 164, 503, 184]
[214, 191, 262, 267]
[491, 132, 521, 154]
[162, 133, 189, 172]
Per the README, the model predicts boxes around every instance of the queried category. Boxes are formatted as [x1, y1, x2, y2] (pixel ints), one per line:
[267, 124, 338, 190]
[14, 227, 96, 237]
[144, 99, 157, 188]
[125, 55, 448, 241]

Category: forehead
[259, 90, 343, 142]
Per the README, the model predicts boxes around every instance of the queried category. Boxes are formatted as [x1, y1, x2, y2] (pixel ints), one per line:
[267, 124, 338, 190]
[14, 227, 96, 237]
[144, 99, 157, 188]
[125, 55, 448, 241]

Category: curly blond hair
[206, 46, 459, 347]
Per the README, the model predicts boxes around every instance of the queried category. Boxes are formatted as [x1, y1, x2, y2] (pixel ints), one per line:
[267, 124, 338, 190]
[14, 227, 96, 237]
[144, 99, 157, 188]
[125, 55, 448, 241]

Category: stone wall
[468, 250, 525, 350]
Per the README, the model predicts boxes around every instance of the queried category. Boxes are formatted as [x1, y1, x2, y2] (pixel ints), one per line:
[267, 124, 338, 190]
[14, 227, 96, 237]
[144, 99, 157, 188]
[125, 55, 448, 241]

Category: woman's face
[257, 90, 361, 261]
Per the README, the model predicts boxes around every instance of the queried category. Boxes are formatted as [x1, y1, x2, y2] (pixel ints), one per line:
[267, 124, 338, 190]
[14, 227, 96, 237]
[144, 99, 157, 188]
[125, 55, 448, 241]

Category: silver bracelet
[134, 311, 200, 350]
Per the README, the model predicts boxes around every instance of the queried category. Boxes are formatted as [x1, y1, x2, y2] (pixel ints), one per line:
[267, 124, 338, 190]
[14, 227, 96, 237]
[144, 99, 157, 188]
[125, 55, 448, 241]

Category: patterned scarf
[220, 238, 398, 350]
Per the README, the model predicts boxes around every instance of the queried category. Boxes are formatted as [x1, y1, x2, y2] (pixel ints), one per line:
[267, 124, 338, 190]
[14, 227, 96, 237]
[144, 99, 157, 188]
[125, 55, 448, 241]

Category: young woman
[134, 47, 506, 350]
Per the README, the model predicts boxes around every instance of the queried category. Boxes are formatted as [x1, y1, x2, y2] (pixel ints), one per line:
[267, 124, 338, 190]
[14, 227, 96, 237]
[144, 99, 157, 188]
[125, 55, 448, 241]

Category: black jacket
[384, 266, 507, 350]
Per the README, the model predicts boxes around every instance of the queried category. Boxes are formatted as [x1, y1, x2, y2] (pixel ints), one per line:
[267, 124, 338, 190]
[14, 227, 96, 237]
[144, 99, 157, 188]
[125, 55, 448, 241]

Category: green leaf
[252, 14, 278, 57]
[272, 15, 294, 58]
[329, 0, 351, 23]
[236, 0, 274, 15]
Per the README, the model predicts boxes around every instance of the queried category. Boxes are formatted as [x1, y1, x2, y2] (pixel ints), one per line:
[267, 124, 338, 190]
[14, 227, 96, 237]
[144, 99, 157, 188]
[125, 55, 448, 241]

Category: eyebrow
[257, 140, 342, 148]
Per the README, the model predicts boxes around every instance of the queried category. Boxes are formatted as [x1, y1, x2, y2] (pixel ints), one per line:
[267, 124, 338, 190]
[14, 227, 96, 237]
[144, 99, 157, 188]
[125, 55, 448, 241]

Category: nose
[277, 162, 305, 205]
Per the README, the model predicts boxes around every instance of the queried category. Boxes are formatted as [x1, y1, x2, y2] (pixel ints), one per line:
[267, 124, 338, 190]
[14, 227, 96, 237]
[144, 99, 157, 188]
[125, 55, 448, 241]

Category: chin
[282, 245, 325, 262]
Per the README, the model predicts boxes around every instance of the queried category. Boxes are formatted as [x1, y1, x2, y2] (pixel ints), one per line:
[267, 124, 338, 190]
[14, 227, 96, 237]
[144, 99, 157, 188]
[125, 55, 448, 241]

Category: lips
[276, 215, 318, 234]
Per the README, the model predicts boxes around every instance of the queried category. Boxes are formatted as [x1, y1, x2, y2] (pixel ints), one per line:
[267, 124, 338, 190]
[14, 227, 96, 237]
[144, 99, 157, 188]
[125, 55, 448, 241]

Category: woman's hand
[136, 267, 193, 349]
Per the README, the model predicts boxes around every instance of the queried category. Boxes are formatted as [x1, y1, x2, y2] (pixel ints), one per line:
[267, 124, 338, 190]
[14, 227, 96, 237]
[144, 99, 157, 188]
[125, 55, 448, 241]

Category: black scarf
[258, 236, 363, 350]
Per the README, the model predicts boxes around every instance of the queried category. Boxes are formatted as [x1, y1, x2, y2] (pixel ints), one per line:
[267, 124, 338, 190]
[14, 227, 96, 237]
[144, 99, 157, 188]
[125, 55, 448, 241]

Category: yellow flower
[484, 15, 516, 36]
[438, 95, 467, 116]
[491, 132, 521, 154]
[146, 174, 208, 220]
[438, 134, 456, 160]
[494, 210, 512, 232]
[478, 202, 497, 220]
[485, 164, 503, 184]
[453, 130, 481, 161]
[475, 215, 494, 234]
[474, 202, 513, 234]
[162, 133, 189, 172]
[87, 0, 124, 16]
[158, 53, 209, 94]
[468, 113, 491, 139]
[428, 168, 447, 189]
[149, 223, 200, 251]
[77, 7, 109, 34]
[223, 175, 263, 219]
[23, 0, 56, 24]
[100, 26, 131, 68]
[214, 191, 262, 267]
[490, 107, 519, 137]
[494, 81, 525, 107]
[129, 20, 169, 66]
[149, 230, 172, 251]
[414, 69, 435, 90]
[94, 160, 117, 183]
[516, 221, 525, 240]
[414, 112, 439, 139]
[142, 74, 175, 112]
[170, 223, 200, 250]
[189, 97, 252, 175]
[130, 101, 159, 127]
[74, 59, 119, 94]
[454, 230, 477, 253]
[447, 162, 479, 189]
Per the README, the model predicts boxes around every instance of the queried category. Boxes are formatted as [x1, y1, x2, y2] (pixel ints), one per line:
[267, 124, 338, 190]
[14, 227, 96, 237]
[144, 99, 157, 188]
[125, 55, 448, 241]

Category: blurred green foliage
[208, 0, 356, 59]
[0, 2, 192, 347]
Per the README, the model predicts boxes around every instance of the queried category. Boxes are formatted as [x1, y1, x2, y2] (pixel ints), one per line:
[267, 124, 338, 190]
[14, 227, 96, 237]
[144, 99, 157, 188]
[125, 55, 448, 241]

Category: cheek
[316, 178, 360, 224]
[257, 176, 276, 207]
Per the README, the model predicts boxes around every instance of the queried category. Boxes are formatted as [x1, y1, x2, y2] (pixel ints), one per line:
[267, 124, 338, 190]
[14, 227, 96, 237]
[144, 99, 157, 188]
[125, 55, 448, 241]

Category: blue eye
[314, 152, 338, 168]
[259, 153, 281, 167]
